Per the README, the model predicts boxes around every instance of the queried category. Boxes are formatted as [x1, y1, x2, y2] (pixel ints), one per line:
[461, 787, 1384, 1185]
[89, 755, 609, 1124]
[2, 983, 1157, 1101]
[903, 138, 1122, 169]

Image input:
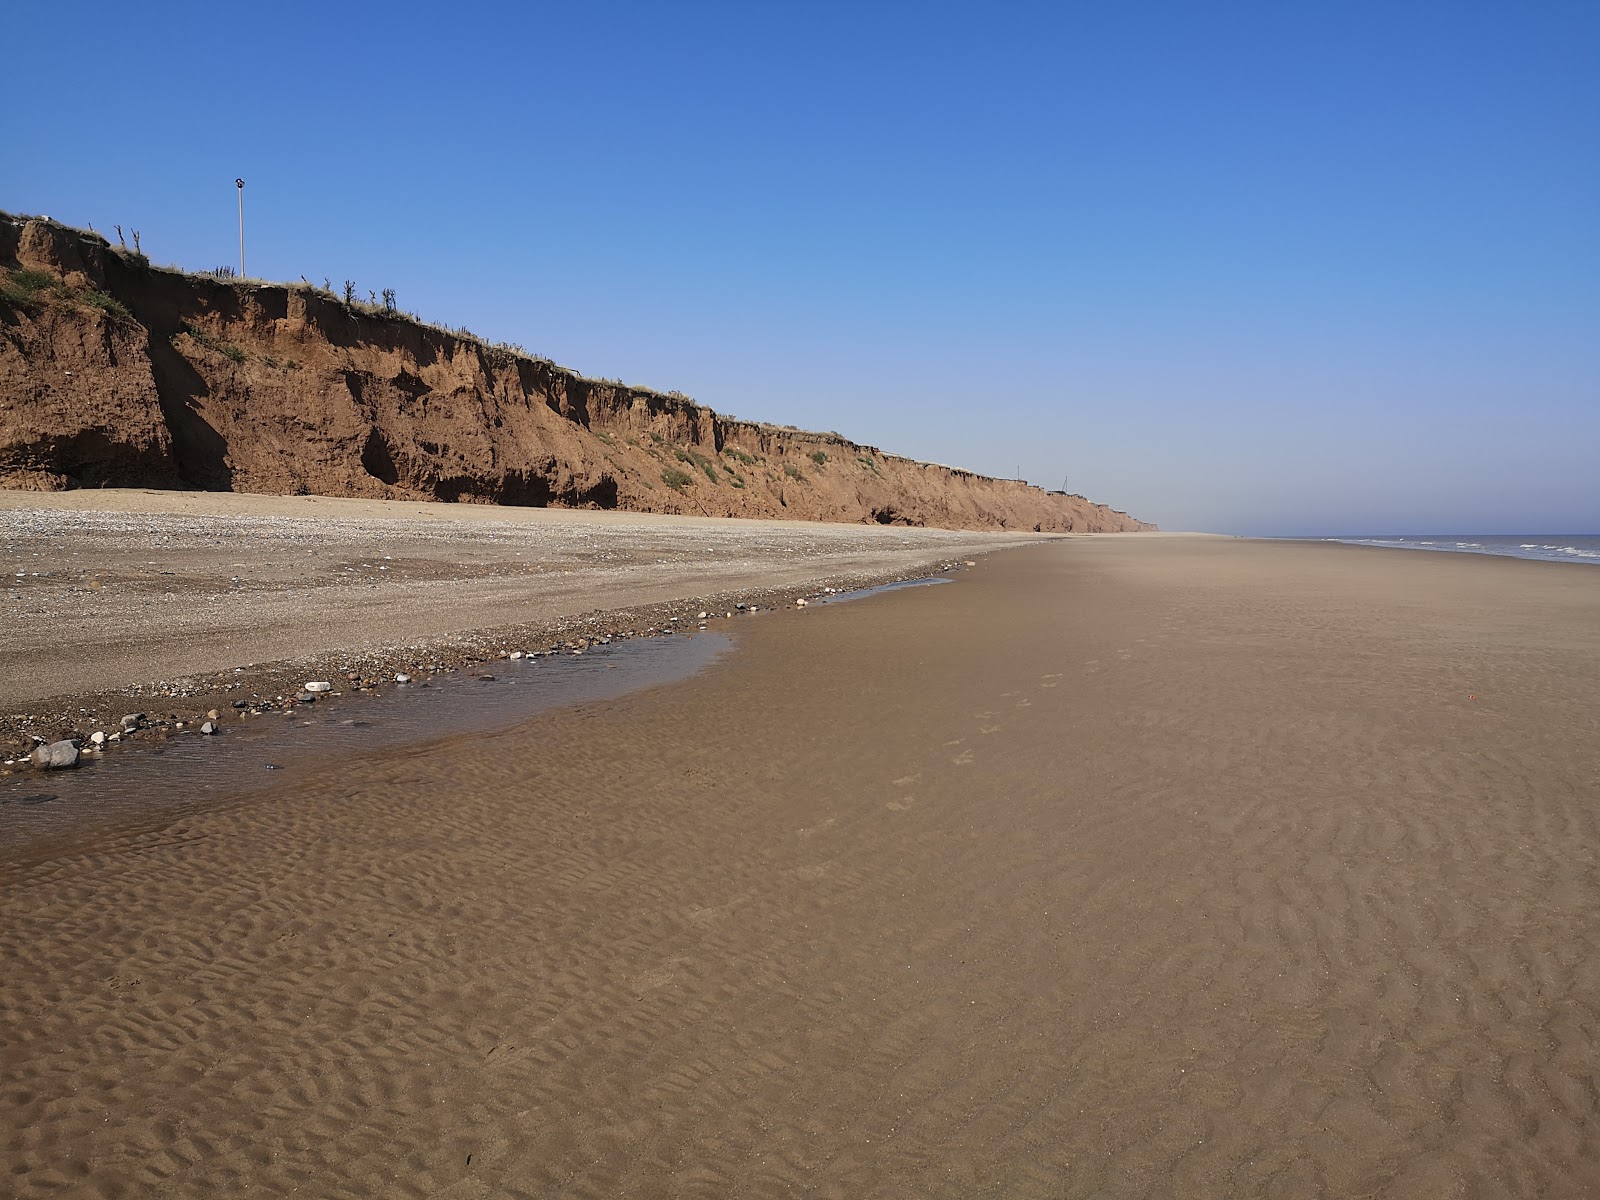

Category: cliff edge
[0, 215, 1153, 533]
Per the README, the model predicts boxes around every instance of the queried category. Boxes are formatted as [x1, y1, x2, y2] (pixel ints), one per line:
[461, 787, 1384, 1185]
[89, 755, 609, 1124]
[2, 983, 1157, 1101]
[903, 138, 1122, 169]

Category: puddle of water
[0, 631, 730, 863]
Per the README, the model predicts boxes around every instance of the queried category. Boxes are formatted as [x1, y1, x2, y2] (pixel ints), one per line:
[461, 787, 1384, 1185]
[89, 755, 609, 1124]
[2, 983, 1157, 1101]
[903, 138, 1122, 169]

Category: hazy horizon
[7, 1, 1595, 535]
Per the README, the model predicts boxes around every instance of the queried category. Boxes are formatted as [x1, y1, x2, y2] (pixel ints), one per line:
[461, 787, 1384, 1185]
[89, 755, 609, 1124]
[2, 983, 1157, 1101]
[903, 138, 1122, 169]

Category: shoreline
[1273, 533, 1600, 568]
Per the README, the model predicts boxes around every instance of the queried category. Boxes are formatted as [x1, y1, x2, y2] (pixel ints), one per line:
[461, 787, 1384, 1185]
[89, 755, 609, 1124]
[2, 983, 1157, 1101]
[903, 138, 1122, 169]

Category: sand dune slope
[3, 539, 1598, 1197]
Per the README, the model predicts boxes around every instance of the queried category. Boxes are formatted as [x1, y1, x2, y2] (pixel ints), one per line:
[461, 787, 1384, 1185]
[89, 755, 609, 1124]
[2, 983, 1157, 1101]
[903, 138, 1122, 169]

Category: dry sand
[0, 489, 1062, 744]
[4, 536, 1600, 1197]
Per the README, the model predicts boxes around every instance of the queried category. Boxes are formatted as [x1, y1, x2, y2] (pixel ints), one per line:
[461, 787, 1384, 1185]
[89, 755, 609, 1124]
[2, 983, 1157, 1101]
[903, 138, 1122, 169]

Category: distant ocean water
[1318, 534, 1600, 565]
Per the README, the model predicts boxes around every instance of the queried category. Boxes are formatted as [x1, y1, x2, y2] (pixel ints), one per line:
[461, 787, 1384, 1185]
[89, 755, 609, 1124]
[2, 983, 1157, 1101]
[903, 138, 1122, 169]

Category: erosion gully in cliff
[0, 213, 1153, 533]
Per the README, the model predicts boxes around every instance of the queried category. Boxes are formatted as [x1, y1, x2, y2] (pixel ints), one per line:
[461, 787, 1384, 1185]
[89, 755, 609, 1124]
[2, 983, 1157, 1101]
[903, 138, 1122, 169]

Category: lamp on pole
[235, 178, 246, 277]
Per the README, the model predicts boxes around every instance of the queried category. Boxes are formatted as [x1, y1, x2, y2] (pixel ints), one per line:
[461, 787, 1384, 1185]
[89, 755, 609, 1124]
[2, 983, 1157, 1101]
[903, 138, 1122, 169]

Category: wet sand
[4, 537, 1600, 1197]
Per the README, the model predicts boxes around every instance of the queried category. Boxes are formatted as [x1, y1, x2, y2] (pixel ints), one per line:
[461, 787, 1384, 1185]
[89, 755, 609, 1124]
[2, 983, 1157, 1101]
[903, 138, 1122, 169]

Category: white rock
[89, 731, 106, 746]
[201, 721, 217, 735]
[304, 681, 332, 693]
[510, 651, 524, 660]
[795, 598, 807, 607]
[394, 673, 411, 683]
[697, 611, 708, 619]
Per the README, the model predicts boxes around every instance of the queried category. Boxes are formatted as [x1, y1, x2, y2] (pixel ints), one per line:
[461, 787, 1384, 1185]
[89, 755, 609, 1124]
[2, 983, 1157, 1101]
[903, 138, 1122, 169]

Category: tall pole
[235, 178, 246, 277]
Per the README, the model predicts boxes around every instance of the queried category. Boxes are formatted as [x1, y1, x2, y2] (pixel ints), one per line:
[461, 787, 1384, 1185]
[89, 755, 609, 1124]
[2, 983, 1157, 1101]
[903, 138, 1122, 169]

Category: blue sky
[6, 1, 1596, 533]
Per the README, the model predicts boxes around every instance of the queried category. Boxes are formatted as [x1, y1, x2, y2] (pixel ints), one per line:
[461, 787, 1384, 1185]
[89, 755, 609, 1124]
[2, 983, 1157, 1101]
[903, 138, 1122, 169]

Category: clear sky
[6, 1, 1596, 534]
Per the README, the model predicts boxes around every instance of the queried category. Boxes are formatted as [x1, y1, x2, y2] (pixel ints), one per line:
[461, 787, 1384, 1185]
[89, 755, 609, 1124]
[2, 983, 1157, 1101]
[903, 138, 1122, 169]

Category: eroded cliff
[0, 215, 1153, 532]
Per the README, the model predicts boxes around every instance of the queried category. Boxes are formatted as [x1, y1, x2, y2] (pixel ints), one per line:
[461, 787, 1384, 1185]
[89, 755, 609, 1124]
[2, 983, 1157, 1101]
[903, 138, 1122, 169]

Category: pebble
[795, 598, 807, 607]
[32, 740, 80, 770]
[121, 712, 145, 731]
[89, 731, 106, 746]
[200, 721, 217, 735]
[697, 611, 708, 619]
[304, 681, 332, 693]
[394, 673, 411, 683]
[296, 691, 317, 703]
[232, 699, 249, 709]
[510, 651, 524, 660]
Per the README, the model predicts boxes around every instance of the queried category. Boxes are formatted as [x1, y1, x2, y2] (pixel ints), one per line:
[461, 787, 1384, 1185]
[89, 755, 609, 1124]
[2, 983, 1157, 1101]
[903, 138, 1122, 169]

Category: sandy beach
[0, 490, 1061, 747]
[4, 536, 1600, 1197]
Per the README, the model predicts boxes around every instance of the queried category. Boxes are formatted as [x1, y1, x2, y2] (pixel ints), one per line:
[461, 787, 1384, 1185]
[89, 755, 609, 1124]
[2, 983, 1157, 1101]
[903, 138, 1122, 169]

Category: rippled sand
[4, 538, 1599, 1197]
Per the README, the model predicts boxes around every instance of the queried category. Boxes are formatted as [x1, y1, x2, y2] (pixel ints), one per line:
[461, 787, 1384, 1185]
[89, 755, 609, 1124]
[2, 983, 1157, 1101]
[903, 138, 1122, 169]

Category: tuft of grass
[82, 290, 131, 319]
[673, 448, 718, 483]
[593, 431, 613, 445]
[784, 463, 805, 481]
[723, 446, 757, 466]
[661, 467, 694, 492]
[811, 450, 828, 466]
[0, 268, 57, 307]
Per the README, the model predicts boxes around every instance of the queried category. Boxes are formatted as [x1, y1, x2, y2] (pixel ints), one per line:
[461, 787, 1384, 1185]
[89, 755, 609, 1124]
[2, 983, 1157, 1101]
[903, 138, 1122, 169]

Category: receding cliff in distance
[0, 214, 1154, 532]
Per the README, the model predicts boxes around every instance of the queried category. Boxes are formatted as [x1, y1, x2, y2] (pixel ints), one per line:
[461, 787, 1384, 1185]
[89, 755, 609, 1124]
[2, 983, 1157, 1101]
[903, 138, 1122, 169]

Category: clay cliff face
[0, 215, 1153, 532]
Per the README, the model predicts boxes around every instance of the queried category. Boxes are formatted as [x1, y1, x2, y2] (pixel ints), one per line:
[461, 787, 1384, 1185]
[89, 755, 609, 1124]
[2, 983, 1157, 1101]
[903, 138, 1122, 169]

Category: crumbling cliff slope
[0, 215, 1152, 532]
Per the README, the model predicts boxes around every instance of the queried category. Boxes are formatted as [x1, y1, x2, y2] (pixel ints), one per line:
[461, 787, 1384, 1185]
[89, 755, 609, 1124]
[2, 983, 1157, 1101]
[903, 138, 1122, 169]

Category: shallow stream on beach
[0, 576, 950, 864]
[0, 632, 731, 863]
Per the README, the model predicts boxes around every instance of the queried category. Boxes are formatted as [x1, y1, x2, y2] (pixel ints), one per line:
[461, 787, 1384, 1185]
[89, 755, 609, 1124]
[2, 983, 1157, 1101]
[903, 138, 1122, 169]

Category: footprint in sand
[972, 710, 995, 720]
[944, 738, 965, 747]
[791, 862, 833, 881]
[979, 724, 1002, 734]
[892, 774, 920, 788]
[1014, 697, 1031, 708]
[952, 748, 975, 765]
[1040, 673, 1061, 689]
[886, 795, 918, 811]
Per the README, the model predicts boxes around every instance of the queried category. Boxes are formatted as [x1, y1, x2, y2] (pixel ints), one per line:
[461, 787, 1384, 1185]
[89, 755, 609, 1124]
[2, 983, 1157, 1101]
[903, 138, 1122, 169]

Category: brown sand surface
[0, 488, 1065, 743]
[4, 537, 1600, 1197]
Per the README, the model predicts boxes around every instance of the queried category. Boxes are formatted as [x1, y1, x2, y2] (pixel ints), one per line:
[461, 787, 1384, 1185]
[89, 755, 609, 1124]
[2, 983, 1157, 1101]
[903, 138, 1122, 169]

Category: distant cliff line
[0, 213, 1154, 533]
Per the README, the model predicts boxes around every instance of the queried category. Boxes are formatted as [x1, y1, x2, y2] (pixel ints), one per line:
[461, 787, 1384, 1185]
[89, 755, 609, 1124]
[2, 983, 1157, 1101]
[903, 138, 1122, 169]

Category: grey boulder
[32, 740, 80, 770]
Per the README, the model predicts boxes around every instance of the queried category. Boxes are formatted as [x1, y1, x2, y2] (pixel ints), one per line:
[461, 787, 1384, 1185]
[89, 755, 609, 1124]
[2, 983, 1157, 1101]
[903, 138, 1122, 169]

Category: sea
[1318, 534, 1600, 566]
